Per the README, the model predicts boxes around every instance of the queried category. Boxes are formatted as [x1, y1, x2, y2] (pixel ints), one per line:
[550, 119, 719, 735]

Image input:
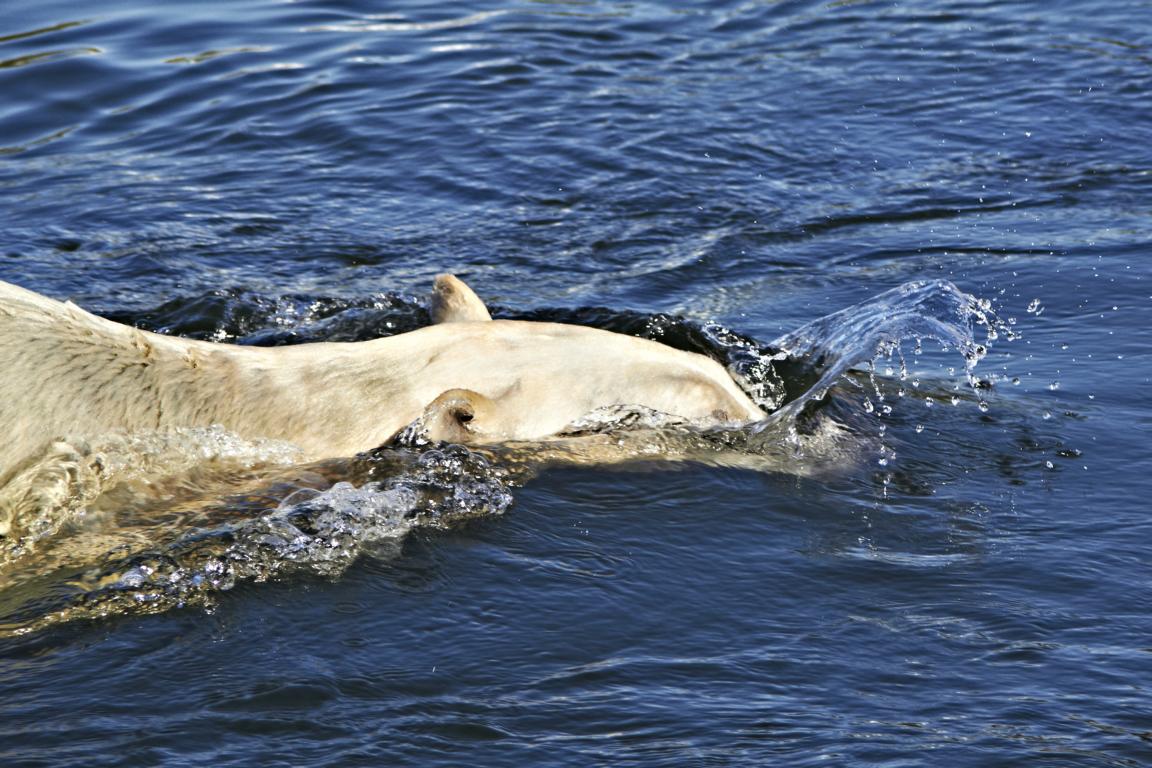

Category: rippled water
[2, 1, 1151, 766]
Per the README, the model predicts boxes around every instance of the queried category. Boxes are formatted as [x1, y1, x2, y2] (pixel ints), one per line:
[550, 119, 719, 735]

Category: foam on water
[2, 446, 512, 635]
[0, 425, 304, 568]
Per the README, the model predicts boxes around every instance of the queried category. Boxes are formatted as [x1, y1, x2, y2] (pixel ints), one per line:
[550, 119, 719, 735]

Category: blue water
[2, 0, 1151, 765]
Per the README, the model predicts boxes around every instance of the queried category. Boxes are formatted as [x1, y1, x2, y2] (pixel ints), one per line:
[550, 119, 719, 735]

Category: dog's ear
[430, 274, 492, 324]
[420, 388, 497, 443]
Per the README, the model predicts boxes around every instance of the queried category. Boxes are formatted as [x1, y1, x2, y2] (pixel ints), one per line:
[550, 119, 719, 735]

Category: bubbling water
[4, 446, 513, 635]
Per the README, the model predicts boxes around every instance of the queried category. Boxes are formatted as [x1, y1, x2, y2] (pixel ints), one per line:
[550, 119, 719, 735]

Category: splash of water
[749, 279, 1012, 423]
[5, 445, 512, 635]
[0, 426, 304, 568]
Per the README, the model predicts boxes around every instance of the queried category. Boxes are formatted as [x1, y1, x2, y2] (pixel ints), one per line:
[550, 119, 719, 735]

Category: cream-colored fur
[0, 276, 764, 531]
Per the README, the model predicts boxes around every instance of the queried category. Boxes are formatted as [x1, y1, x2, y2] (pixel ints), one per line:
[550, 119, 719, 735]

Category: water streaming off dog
[0, 280, 1009, 636]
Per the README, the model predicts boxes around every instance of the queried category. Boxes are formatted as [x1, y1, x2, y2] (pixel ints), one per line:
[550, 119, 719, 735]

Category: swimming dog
[0, 275, 764, 523]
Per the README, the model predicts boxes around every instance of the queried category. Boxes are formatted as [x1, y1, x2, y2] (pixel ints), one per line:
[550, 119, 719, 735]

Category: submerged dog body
[0, 276, 763, 495]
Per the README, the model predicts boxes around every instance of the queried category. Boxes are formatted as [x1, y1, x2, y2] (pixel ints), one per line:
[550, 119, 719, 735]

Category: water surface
[1, 0, 1150, 765]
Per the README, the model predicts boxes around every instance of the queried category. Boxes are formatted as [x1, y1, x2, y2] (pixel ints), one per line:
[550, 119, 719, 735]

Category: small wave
[303, 10, 509, 35]
[0, 426, 304, 570]
[3, 445, 511, 636]
[108, 288, 430, 344]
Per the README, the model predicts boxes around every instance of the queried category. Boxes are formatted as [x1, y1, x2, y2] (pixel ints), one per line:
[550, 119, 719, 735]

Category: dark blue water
[2, 0, 1151, 765]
